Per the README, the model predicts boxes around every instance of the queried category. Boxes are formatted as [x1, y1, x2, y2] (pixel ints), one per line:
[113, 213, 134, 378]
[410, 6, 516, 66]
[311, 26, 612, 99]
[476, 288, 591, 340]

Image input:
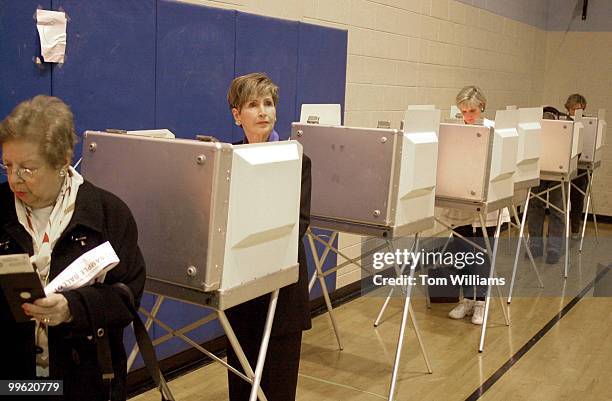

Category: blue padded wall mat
[156, 1, 235, 141]
[296, 22, 347, 124]
[1, 0, 348, 370]
[51, 0, 156, 162]
[234, 12, 298, 141]
[0, 0, 52, 119]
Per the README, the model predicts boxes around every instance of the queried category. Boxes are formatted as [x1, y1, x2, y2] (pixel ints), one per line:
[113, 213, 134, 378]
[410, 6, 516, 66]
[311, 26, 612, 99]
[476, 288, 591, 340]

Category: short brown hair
[227, 72, 279, 110]
[565, 93, 587, 111]
[0, 95, 77, 168]
[456, 85, 487, 112]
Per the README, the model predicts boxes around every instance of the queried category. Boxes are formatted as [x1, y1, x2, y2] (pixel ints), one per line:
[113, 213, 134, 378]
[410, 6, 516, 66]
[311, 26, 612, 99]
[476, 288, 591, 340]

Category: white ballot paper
[45, 241, 119, 296]
[36, 9, 67, 63]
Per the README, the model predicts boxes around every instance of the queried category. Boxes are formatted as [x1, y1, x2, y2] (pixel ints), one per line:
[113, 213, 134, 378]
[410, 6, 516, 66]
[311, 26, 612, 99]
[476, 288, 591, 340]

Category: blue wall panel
[234, 12, 298, 141]
[51, 0, 156, 162]
[156, 1, 235, 141]
[0, 0, 52, 119]
[1, 0, 348, 372]
[296, 22, 347, 124]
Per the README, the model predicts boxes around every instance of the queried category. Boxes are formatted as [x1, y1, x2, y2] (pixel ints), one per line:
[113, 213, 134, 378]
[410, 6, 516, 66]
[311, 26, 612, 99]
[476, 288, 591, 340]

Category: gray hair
[0, 95, 76, 168]
[456, 85, 487, 112]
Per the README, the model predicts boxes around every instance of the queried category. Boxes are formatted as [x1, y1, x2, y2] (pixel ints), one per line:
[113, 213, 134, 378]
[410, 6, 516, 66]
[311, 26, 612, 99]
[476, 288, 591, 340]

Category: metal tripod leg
[591, 171, 599, 242]
[218, 310, 270, 401]
[478, 212, 504, 352]
[307, 231, 338, 292]
[561, 181, 571, 278]
[388, 234, 431, 401]
[507, 193, 544, 304]
[479, 219, 510, 327]
[408, 301, 432, 374]
[248, 290, 279, 401]
[158, 372, 176, 401]
[374, 238, 418, 327]
[306, 231, 343, 350]
[580, 168, 598, 252]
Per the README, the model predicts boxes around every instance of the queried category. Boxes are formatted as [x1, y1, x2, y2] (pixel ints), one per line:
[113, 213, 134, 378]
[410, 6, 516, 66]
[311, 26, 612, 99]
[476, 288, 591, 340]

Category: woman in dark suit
[0, 95, 146, 400]
[224, 72, 311, 401]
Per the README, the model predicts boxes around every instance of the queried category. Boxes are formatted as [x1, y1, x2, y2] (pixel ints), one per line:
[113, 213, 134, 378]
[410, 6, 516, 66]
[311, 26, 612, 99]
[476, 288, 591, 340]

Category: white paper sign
[45, 241, 119, 296]
[36, 9, 67, 63]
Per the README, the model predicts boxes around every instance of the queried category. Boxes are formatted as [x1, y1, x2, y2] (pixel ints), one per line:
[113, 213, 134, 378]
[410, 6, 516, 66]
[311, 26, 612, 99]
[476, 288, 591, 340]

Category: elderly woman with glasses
[224, 72, 312, 401]
[0, 95, 145, 401]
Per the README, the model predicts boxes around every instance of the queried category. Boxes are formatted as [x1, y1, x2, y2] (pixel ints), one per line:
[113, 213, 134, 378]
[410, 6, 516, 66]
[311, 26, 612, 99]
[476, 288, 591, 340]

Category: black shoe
[546, 251, 560, 264]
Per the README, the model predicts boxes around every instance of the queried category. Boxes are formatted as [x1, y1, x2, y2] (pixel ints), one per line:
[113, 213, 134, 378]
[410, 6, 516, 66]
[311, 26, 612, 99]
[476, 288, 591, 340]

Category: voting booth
[534, 115, 583, 277]
[292, 107, 440, 399]
[291, 122, 437, 238]
[81, 131, 303, 401]
[574, 109, 607, 251]
[506, 107, 544, 304]
[436, 118, 517, 213]
[435, 111, 518, 353]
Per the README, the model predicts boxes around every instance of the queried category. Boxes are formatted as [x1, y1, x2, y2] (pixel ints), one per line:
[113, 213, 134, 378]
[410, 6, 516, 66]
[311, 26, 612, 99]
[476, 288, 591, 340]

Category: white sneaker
[448, 298, 475, 319]
[471, 301, 485, 325]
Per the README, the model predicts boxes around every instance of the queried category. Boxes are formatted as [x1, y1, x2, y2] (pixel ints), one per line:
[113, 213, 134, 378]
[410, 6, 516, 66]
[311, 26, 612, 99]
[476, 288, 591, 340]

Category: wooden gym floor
[130, 222, 612, 401]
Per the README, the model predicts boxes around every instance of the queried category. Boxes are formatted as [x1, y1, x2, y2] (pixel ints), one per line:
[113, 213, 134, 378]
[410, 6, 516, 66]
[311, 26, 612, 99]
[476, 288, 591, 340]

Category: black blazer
[0, 181, 146, 401]
[226, 147, 312, 337]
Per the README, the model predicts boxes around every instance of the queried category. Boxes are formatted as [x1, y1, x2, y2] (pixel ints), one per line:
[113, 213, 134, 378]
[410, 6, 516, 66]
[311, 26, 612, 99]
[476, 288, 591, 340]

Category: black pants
[226, 331, 302, 401]
[528, 179, 565, 254]
[450, 225, 496, 299]
[570, 169, 588, 233]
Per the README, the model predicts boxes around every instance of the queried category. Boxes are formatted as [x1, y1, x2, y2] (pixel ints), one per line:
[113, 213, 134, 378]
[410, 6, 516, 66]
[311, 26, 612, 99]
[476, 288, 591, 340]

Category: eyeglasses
[0, 163, 39, 181]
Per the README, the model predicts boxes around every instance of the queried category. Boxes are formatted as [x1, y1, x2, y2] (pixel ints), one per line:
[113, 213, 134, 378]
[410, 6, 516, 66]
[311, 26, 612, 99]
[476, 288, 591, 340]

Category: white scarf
[15, 166, 83, 376]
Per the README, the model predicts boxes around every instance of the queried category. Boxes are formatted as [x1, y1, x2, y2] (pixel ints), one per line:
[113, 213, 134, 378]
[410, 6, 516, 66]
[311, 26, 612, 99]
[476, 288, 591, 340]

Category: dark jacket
[226, 151, 313, 337]
[0, 180, 146, 401]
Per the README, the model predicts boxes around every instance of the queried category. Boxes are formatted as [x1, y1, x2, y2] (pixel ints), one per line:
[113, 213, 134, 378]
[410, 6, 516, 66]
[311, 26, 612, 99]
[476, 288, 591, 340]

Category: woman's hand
[22, 294, 73, 326]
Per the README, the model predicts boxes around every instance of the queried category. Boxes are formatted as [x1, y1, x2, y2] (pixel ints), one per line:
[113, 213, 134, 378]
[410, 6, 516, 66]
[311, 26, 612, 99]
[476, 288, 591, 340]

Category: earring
[235, 120, 241, 126]
[59, 169, 67, 177]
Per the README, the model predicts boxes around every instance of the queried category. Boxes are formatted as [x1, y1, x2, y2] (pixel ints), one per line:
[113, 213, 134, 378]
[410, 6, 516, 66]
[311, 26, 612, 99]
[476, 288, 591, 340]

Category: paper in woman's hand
[44, 241, 120, 296]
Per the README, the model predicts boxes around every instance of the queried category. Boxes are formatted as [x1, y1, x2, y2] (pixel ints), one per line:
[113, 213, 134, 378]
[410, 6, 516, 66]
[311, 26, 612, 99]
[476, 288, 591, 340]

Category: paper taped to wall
[36, 9, 67, 63]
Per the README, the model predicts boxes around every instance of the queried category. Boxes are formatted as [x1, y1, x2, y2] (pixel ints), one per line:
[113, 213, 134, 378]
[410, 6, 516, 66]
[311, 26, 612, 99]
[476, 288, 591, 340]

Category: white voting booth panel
[572, 110, 585, 158]
[436, 122, 517, 210]
[540, 119, 580, 179]
[514, 107, 542, 188]
[399, 108, 440, 229]
[291, 119, 437, 237]
[81, 131, 302, 310]
[579, 110, 606, 165]
[299, 104, 342, 125]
